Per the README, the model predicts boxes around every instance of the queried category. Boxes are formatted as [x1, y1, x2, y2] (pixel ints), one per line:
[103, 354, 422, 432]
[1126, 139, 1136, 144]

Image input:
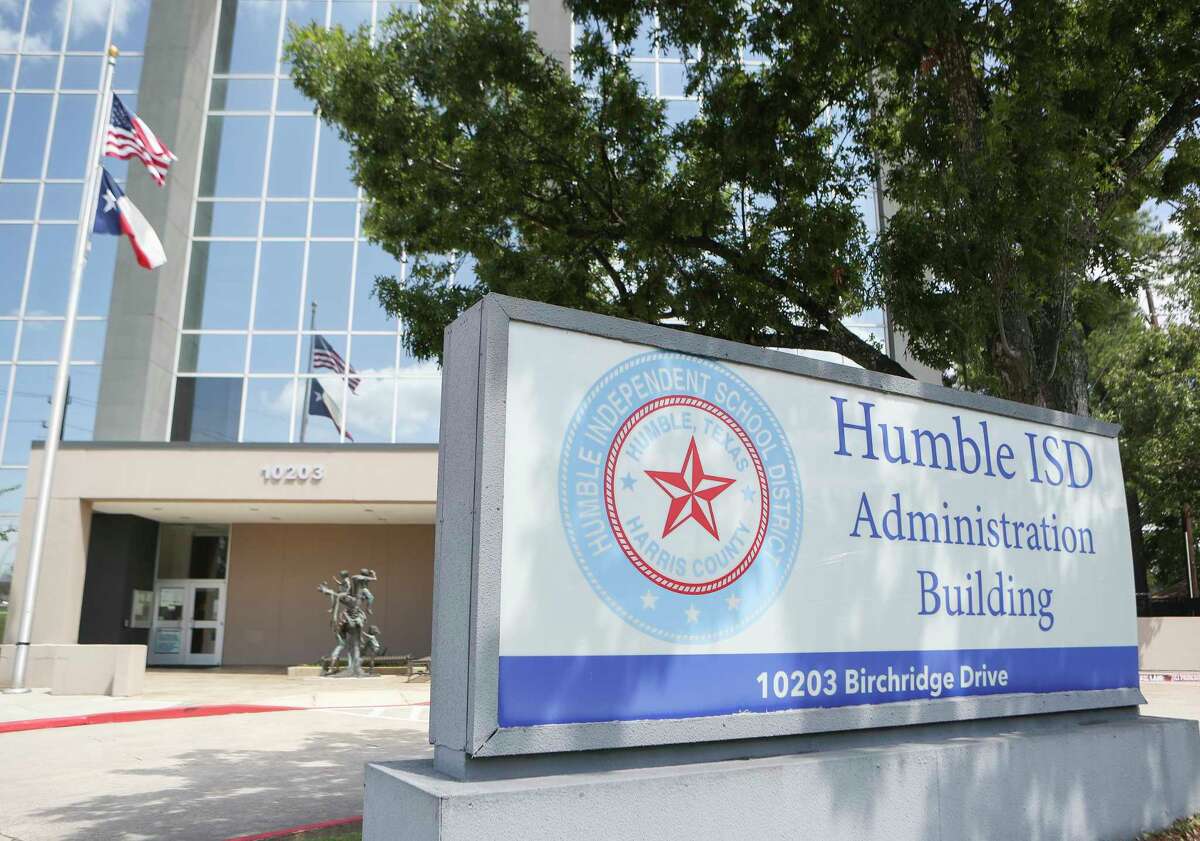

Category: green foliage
[285, 0, 906, 374]
[287, 0, 1200, 412]
[859, 0, 1200, 410]
[1089, 244, 1200, 589]
[1140, 812, 1200, 841]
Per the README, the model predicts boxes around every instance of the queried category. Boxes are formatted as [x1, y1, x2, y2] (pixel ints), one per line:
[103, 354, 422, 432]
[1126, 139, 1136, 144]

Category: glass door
[149, 583, 186, 665]
[148, 580, 226, 666]
[187, 583, 224, 666]
[148, 523, 230, 666]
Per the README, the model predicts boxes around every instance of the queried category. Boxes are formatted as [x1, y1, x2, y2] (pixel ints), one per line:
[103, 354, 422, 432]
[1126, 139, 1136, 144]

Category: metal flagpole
[299, 302, 316, 443]
[5, 46, 119, 693]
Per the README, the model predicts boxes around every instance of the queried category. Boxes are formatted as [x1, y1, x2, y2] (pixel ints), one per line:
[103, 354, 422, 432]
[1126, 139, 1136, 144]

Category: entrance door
[148, 580, 226, 666]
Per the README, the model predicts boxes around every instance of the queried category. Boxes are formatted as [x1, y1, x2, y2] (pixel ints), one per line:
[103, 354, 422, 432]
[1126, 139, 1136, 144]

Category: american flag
[313, 334, 361, 393]
[104, 94, 177, 186]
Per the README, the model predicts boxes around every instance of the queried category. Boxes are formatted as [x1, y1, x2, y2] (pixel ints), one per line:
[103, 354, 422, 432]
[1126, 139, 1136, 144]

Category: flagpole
[5, 46, 119, 693]
[299, 302, 316, 443]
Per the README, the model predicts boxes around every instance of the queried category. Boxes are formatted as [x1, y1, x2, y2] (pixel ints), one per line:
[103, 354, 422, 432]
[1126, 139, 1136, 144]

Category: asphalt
[1, 672, 1199, 841]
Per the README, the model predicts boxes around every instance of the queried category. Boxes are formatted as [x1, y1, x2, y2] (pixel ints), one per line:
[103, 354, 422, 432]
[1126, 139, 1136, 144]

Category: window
[175, 0, 447, 444]
[213, 0, 283, 76]
[199, 115, 270, 197]
[170, 377, 243, 443]
[183, 241, 256, 329]
[157, 524, 230, 579]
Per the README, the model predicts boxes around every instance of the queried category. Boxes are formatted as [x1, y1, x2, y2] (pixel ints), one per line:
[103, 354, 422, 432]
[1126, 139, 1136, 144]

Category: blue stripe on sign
[497, 646, 1139, 726]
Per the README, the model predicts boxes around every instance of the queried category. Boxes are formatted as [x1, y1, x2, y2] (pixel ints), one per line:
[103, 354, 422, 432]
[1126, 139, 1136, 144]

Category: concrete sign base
[364, 710, 1200, 841]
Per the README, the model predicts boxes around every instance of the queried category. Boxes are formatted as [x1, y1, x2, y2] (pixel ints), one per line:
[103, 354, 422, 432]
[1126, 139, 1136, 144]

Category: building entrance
[147, 523, 230, 666]
[148, 580, 226, 666]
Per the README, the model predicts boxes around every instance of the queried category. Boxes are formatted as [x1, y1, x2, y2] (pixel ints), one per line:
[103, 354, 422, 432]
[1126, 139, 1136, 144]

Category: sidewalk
[0, 667, 431, 725]
[0, 668, 431, 841]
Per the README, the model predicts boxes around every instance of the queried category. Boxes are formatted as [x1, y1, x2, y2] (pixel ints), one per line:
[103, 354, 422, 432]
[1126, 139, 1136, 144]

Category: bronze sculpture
[317, 568, 385, 676]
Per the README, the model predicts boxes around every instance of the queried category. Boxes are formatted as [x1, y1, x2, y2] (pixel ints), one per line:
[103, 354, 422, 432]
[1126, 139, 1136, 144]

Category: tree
[1089, 234, 1200, 591]
[287, 0, 1200, 412]
[862, 0, 1200, 412]
[286, 0, 906, 375]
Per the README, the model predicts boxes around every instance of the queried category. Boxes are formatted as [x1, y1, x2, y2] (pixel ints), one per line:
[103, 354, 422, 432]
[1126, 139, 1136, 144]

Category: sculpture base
[320, 671, 384, 679]
[364, 710, 1200, 841]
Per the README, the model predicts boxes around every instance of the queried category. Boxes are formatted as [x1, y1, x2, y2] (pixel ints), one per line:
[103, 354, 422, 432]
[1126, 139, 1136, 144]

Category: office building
[0, 0, 919, 672]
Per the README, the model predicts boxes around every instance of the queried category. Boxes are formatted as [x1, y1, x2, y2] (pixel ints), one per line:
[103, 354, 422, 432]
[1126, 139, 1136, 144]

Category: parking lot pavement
[1, 674, 1198, 841]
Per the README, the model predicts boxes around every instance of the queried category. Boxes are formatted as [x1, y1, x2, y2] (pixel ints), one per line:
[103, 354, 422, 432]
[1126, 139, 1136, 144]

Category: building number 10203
[756, 669, 838, 700]
[260, 464, 326, 482]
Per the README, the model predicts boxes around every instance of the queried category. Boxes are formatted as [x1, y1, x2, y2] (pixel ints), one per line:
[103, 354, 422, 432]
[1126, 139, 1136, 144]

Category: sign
[129, 589, 153, 629]
[432, 296, 1142, 758]
[153, 628, 181, 655]
[260, 464, 325, 482]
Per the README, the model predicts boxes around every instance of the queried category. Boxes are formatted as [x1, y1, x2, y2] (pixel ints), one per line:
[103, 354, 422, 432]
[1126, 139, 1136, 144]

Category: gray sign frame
[430, 294, 1142, 761]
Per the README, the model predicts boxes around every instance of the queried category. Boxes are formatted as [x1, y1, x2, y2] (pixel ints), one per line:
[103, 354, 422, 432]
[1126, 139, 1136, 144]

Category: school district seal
[560, 351, 803, 643]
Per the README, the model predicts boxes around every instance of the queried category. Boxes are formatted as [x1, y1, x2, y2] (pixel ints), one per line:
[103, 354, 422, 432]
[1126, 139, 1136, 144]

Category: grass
[292, 832, 360, 841]
[1144, 816, 1200, 840]
[0, 607, 6, 642]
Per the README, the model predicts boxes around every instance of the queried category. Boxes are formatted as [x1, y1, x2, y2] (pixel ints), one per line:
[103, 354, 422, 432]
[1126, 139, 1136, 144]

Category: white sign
[494, 321, 1137, 727]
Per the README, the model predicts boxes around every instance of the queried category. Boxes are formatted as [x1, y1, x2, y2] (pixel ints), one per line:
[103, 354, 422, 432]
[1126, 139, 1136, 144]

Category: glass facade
[175, 0, 440, 446]
[0, 1, 899, 588]
[0, 0, 151, 578]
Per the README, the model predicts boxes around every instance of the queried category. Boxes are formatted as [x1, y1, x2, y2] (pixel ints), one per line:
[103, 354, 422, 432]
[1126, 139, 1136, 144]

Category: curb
[223, 816, 362, 841]
[0, 703, 301, 734]
[1142, 671, 1200, 683]
[0, 701, 432, 734]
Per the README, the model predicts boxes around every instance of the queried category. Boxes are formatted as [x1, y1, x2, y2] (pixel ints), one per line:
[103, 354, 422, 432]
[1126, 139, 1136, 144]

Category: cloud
[61, 0, 110, 35]
[344, 373, 393, 439]
[245, 368, 443, 443]
[394, 375, 442, 442]
[254, 377, 297, 417]
[0, 0, 51, 52]
[345, 368, 442, 442]
[13, 0, 147, 50]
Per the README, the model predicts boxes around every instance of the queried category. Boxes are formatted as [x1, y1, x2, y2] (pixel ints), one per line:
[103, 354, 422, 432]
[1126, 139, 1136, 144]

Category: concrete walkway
[1, 672, 1199, 841]
[0, 668, 431, 724]
[0, 669, 431, 841]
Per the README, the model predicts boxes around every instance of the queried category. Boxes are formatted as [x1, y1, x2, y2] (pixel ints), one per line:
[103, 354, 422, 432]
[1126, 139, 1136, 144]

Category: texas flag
[308, 378, 353, 441]
[93, 167, 166, 270]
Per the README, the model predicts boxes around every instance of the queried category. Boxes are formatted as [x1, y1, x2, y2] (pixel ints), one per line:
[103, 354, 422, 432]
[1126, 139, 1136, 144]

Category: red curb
[0, 703, 302, 734]
[311, 701, 431, 709]
[222, 816, 362, 841]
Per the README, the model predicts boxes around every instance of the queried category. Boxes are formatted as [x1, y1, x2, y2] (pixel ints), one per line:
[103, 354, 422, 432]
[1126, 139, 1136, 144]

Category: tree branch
[675, 233, 914, 377]
[589, 245, 633, 310]
[1099, 84, 1200, 217]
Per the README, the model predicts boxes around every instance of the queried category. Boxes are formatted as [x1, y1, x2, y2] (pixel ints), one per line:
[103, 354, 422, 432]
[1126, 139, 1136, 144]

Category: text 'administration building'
[0, 0, 914, 668]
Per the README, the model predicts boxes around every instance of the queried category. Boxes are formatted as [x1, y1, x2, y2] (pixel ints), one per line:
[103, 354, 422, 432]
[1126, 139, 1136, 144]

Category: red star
[645, 436, 735, 540]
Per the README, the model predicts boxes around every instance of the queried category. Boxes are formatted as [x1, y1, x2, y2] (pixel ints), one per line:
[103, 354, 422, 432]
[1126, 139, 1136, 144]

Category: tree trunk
[990, 293, 1089, 414]
[1186, 504, 1198, 600]
[1126, 485, 1150, 613]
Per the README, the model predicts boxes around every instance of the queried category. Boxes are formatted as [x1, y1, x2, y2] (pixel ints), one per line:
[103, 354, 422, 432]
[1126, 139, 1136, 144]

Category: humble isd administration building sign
[365, 295, 1200, 841]
[456, 298, 1137, 737]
